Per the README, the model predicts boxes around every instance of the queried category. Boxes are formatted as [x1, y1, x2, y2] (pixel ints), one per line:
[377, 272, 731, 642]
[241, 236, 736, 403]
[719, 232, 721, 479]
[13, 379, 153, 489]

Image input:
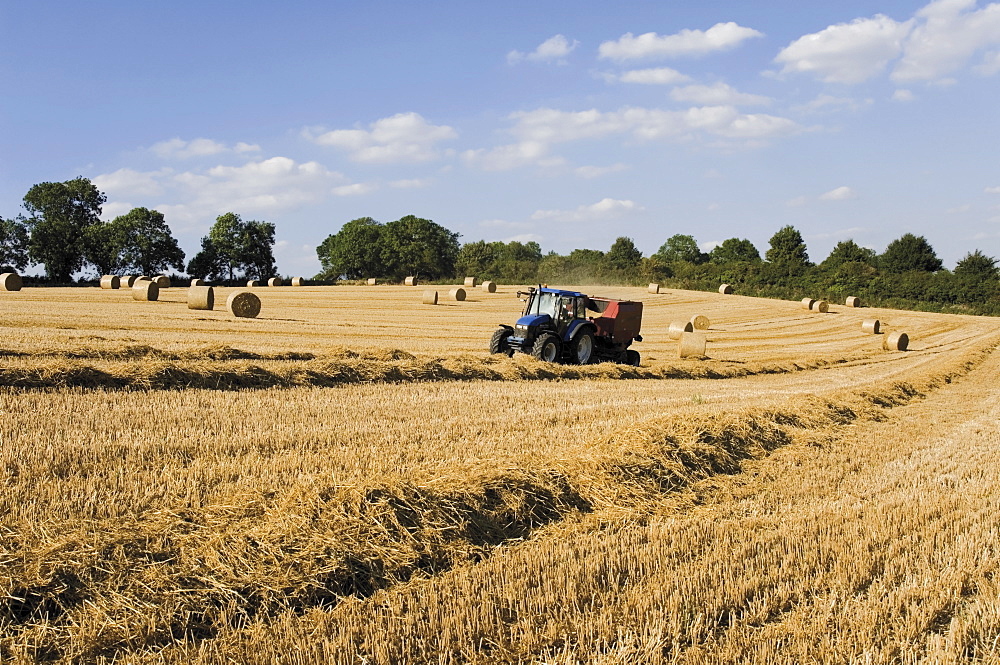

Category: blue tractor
[489, 286, 643, 365]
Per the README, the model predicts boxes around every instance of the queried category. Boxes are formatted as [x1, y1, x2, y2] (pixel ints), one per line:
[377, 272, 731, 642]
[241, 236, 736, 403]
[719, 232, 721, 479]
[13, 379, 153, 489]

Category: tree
[953, 250, 998, 279]
[606, 236, 643, 272]
[22, 177, 106, 281]
[655, 234, 707, 264]
[0, 215, 30, 271]
[187, 212, 276, 281]
[879, 233, 942, 273]
[317, 217, 385, 279]
[709, 238, 760, 265]
[820, 239, 877, 270]
[380, 215, 460, 280]
[84, 207, 185, 276]
[765, 225, 811, 276]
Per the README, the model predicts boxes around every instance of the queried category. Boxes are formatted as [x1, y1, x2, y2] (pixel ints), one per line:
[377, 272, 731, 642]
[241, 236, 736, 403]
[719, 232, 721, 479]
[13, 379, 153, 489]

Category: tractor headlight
[516, 324, 528, 331]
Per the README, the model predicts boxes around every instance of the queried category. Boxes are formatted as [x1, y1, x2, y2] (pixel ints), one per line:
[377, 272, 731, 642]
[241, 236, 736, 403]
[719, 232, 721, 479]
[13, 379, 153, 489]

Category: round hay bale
[190, 278, 205, 287]
[463, 277, 477, 288]
[422, 290, 438, 305]
[366, 278, 377, 286]
[268, 277, 282, 287]
[719, 283, 733, 295]
[187, 285, 215, 310]
[448, 287, 466, 301]
[801, 297, 816, 310]
[227, 290, 261, 318]
[861, 319, 881, 334]
[883, 331, 909, 351]
[846, 296, 861, 307]
[667, 320, 694, 340]
[648, 283, 660, 294]
[690, 314, 710, 330]
[678, 332, 708, 359]
[291, 277, 305, 287]
[136, 275, 151, 282]
[404, 276, 418, 286]
[153, 275, 170, 288]
[481, 280, 497, 293]
[247, 279, 261, 287]
[132, 280, 159, 301]
[120, 275, 137, 288]
[100, 275, 120, 289]
[0, 273, 23, 291]
[811, 300, 830, 313]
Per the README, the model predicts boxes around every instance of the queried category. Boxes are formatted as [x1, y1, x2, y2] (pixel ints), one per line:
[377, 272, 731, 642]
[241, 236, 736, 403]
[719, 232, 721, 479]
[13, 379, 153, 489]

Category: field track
[2, 284, 1000, 663]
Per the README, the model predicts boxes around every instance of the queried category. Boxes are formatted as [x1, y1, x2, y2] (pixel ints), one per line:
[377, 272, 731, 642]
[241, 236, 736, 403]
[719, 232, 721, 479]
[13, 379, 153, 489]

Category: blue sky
[3, 0, 1000, 276]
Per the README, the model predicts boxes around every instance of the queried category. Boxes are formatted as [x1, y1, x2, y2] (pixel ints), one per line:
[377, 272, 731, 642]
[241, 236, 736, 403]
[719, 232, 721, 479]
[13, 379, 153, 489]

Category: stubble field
[2, 282, 999, 664]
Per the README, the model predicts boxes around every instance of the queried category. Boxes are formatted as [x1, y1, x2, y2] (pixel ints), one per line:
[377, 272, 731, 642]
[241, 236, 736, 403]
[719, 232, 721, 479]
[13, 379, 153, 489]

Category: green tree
[820, 239, 877, 269]
[187, 212, 276, 281]
[22, 177, 106, 281]
[765, 225, 811, 276]
[709, 238, 760, 265]
[380, 215, 460, 280]
[879, 233, 942, 273]
[84, 207, 185, 276]
[606, 236, 643, 272]
[655, 234, 707, 264]
[0, 215, 30, 271]
[186, 237, 226, 281]
[953, 250, 998, 279]
[317, 217, 385, 279]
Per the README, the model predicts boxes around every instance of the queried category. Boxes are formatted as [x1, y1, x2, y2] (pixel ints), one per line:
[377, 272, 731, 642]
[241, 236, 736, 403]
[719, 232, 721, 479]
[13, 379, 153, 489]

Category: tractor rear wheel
[571, 330, 595, 365]
[625, 349, 641, 366]
[531, 333, 561, 363]
[490, 327, 513, 356]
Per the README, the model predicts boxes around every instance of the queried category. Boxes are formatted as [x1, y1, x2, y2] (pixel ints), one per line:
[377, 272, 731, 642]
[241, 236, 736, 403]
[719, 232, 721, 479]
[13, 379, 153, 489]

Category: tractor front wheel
[531, 333, 561, 363]
[490, 327, 514, 356]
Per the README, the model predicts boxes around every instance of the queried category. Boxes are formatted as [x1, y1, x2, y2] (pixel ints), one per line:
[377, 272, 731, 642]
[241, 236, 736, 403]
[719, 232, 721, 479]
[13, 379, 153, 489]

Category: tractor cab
[514, 287, 589, 341]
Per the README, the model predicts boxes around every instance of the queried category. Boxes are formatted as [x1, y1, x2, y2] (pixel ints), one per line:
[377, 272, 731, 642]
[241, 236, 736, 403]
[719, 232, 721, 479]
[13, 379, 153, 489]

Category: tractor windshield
[526, 291, 560, 319]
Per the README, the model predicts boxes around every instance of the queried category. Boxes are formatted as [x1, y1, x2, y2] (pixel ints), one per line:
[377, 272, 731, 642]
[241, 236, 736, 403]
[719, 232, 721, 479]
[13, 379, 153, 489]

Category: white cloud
[947, 203, 972, 213]
[332, 182, 377, 196]
[819, 186, 858, 200]
[792, 93, 872, 113]
[977, 49, 1000, 74]
[149, 138, 260, 160]
[305, 112, 457, 163]
[389, 178, 432, 189]
[508, 34, 579, 64]
[774, 15, 914, 83]
[786, 196, 808, 207]
[100, 201, 135, 222]
[531, 198, 644, 223]
[670, 82, 772, 106]
[574, 163, 629, 179]
[615, 67, 691, 85]
[986, 185, 1000, 193]
[893, 0, 1000, 82]
[892, 88, 917, 101]
[93, 167, 171, 198]
[462, 141, 564, 171]
[599, 22, 764, 61]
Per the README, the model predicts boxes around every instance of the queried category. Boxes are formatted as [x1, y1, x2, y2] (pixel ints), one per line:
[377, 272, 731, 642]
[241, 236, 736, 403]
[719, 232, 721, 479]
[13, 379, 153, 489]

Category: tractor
[489, 286, 643, 365]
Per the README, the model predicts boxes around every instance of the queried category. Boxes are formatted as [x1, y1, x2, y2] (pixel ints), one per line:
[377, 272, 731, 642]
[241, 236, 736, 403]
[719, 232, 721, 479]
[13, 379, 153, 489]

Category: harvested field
[1, 284, 999, 663]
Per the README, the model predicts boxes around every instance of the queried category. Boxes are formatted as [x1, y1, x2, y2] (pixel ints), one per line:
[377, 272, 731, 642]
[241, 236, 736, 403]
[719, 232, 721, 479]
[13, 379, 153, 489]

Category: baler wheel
[532, 333, 561, 363]
[572, 330, 595, 365]
[625, 350, 641, 367]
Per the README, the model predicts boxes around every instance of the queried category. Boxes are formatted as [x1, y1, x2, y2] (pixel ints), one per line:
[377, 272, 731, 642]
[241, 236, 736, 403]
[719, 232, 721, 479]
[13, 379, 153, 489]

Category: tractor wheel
[531, 333, 561, 363]
[571, 330, 595, 365]
[489, 327, 513, 356]
[625, 349, 641, 367]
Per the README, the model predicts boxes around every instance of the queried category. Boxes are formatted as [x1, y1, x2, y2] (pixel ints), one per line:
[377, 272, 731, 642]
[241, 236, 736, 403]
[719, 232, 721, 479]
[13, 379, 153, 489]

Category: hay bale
[801, 297, 816, 310]
[422, 290, 438, 305]
[690, 314, 710, 330]
[648, 283, 660, 294]
[667, 320, 694, 340]
[291, 277, 305, 286]
[811, 300, 830, 313]
[366, 278, 377, 286]
[0, 273, 23, 291]
[187, 285, 215, 310]
[268, 277, 283, 287]
[100, 275, 120, 289]
[132, 280, 159, 301]
[481, 281, 497, 293]
[247, 279, 261, 287]
[153, 275, 170, 288]
[448, 287, 466, 301]
[846, 296, 862, 307]
[405, 276, 418, 286]
[190, 278, 205, 287]
[120, 275, 136, 288]
[678, 332, 707, 359]
[883, 331, 909, 351]
[227, 290, 261, 318]
[136, 275, 151, 282]
[463, 277, 477, 288]
[862, 319, 881, 334]
[719, 283, 733, 295]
